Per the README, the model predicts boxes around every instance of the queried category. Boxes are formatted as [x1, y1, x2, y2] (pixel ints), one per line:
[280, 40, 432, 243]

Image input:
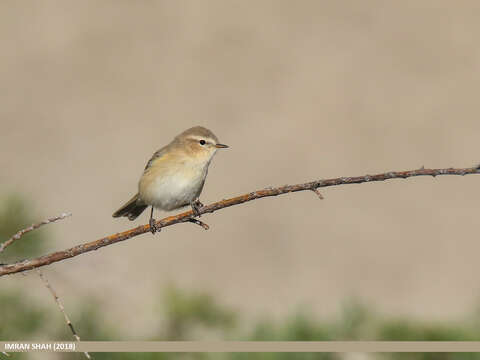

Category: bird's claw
[149, 217, 160, 234]
[190, 199, 204, 217]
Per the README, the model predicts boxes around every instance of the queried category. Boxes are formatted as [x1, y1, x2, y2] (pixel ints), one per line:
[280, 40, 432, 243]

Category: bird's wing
[144, 146, 169, 171]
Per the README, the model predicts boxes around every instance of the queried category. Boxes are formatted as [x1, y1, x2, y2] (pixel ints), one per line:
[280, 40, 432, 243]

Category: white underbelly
[140, 171, 206, 211]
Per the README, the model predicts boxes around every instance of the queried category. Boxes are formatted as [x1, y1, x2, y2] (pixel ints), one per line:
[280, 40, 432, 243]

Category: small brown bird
[113, 126, 228, 233]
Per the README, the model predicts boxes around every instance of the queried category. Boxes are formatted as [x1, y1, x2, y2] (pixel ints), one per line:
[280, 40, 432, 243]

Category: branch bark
[1, 166, 478, 277]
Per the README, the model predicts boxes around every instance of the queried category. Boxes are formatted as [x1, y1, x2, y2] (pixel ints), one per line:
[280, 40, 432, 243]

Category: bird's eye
[199, 140, 206, 145]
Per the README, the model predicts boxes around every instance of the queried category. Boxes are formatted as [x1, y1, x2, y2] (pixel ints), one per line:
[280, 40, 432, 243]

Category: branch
[0, 212, 72, 254]
[0, 166, 479, 277]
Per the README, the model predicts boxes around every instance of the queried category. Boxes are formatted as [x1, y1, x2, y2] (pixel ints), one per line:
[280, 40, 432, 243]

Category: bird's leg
[190, 199, 204, 217]
[187, 218, 210, 230]
[149, 206, 159, 234]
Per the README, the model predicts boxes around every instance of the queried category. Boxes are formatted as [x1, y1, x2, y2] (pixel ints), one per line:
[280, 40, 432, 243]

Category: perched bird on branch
[113, 126, 228, 233]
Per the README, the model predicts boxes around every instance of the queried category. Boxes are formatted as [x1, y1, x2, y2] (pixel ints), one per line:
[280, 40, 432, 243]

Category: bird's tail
[112, 193, 148, 220]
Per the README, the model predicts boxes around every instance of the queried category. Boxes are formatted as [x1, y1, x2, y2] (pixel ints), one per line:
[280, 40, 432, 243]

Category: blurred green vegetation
[1, 196, 480, 360]
[0, 195, 49, 262]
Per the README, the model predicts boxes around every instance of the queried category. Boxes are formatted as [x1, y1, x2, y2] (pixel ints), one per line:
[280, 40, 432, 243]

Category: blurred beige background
[2, 0, 480, 335]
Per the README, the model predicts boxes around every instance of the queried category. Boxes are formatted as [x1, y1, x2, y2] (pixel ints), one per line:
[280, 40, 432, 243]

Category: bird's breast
[138, 158, 209, 211]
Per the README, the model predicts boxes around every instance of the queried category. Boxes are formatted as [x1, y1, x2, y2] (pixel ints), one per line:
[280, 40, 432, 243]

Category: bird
[113, 126, 228, 233]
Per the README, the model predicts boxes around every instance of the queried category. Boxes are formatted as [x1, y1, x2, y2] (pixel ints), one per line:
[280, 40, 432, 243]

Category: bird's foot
[149, 217, 160, 234]
[188, 218, 210, 230]
[190, 199, 204, 217]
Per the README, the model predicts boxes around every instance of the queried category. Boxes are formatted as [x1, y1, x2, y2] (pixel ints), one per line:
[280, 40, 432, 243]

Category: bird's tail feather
[112, 193, 148, 220]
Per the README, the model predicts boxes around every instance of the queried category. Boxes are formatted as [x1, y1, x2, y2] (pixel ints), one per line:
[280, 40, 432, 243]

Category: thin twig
[1, 352, 9, 357]
[0, 166, 479, 277]
[312, 188, 324, 200]
[36, 269, 91, 359]
[0, 213, 72, 254]
[187, 218, 210, 230]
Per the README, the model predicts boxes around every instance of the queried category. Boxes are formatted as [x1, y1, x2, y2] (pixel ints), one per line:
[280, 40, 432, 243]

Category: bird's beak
[215, 143, 229, 149]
